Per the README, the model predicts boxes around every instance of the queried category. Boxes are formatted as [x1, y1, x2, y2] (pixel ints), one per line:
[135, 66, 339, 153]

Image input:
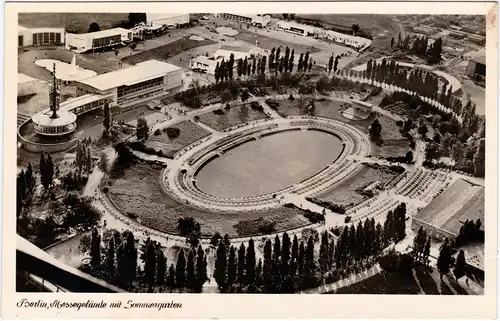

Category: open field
[333, 268, 476, 294]
[145, 120, 211, 157]
[121, 36, 216, 65]
[107, 161, 311, 237]
[316, 164, 397, 208]
[18, 13, 128, 33]
[198, 103, 269, 131]
[414, 178, 485, 236]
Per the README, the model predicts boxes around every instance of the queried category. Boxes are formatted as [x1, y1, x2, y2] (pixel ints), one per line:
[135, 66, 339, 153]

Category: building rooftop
[60, 93, 113, 111]
[18, 73, 38, 84]
[471, 55, 486, 65]
[75, 27, 131, 39]
[413, 178, 484, 237]
[32, 109, 77, 127]
[18, 25, 29, 32]
[147, 13, 189, 22]
[77, 60, 182, 91]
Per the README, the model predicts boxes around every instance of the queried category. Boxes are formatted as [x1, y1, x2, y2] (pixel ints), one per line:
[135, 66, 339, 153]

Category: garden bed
[107, 161, 311, 237]
[198, 103, 269, 131]
[144, 120, 211, 158]
[316, 164, 398, 208]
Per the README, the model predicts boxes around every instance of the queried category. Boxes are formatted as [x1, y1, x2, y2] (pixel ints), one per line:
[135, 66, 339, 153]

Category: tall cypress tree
[289, 49, 295, 72]
[227, 246, 237, 288]
[90, 228, 101, 267]
[273, 235, 281, 263]
[166, 263, 176, 292]
[262, 240, 273, 291]
[176, 249, 186, 289]
[237, 243, 246, 285]
[195, 245, 207, 292]
[319, 231, 329, 273]
[297, 241, 305, 277]
[246, 239, 256, 286]
[281, 233, 291, 277]
[186, 249, 196, 291]
[298, 53, 304, 72]
[156, 245, 166, 287]
[106, 237, 115, 278]
[453, 249, 467, 281]
[214, 242, 227, 292]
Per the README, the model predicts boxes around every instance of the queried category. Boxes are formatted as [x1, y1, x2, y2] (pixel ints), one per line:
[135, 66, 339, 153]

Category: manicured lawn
[107, 161, 311, 237]
[145, 120, 211, 158]
[198, 103, 269, 131]
[121, 36, 216, 65]
[316, 165, 397, 208]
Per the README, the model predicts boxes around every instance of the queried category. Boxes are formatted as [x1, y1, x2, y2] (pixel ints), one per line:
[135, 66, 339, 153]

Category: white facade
[217, 13, 271, 26]
[276, 20, 371, 50]
[190, 48, 258, 75]
[18, 25, 66, 47]
[65, 28, 133, 52]
[147, 13, 190, 27]
[75, 60, 183, 107]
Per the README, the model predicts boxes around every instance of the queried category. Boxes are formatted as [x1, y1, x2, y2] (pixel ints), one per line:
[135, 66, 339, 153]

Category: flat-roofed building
[65, 28, 133, 53]
[467, 55, 486, 81]
[75, 60, 183, 108]
[468, 34, 486, 45]
[18, 25, 65, 47]
[216, 13, 271, 27]
[147, 13, 190, 27]
[189, 46, 265, 74]
[412, 178, 485, 241]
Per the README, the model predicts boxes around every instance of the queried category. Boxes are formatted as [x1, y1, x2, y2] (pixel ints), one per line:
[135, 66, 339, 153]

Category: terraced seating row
[349, 197, 400, 223]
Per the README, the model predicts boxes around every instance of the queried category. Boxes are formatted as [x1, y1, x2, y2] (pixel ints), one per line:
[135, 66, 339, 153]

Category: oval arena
[164, 116, 372, 212]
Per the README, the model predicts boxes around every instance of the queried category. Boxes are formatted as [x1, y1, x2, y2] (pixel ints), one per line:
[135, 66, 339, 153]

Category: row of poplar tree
[213, 203, 407, 293]
[214, 47, 325, 83]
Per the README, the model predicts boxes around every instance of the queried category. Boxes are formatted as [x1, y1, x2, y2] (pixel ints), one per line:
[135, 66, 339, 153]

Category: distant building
[65, 28, 133, 53]
[189, 47, 265, 74]
[412, 26, 434, 36]
[18, 25, 65, 47]
[216, 13, 271, 27]
[449, 30, 467, 39]
[75, 60, 183, 108]
[412, 178, 485, 241]
[468, 34, 486, 45]
[467, 55, 486, 81]
[146, 13, 190, 28]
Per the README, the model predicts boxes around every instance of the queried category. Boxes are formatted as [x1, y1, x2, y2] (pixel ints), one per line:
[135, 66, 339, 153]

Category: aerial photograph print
[14, 10, 489, 296]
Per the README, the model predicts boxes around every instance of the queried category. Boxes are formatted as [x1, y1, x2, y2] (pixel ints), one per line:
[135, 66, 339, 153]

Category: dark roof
[471, 55, 486, 65]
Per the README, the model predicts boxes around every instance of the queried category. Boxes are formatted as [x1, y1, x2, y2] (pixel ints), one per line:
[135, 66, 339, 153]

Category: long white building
[216, 13, 271, 27]
[147, 13, 190, 27]
[75, 60, 183, 108]
[276, 20, 371, 50]
[65, 28, 133, 53]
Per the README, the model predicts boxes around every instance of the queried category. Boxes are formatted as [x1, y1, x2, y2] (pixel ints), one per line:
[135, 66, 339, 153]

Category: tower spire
[49, 63, 60, 119]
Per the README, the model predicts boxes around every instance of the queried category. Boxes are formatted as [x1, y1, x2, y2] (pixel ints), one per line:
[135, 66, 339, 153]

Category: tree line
[84, 229, 209, 293]
[391, 33, 443, 65]
[214, 46, 322, 84]
[213, 203, 407, 293]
